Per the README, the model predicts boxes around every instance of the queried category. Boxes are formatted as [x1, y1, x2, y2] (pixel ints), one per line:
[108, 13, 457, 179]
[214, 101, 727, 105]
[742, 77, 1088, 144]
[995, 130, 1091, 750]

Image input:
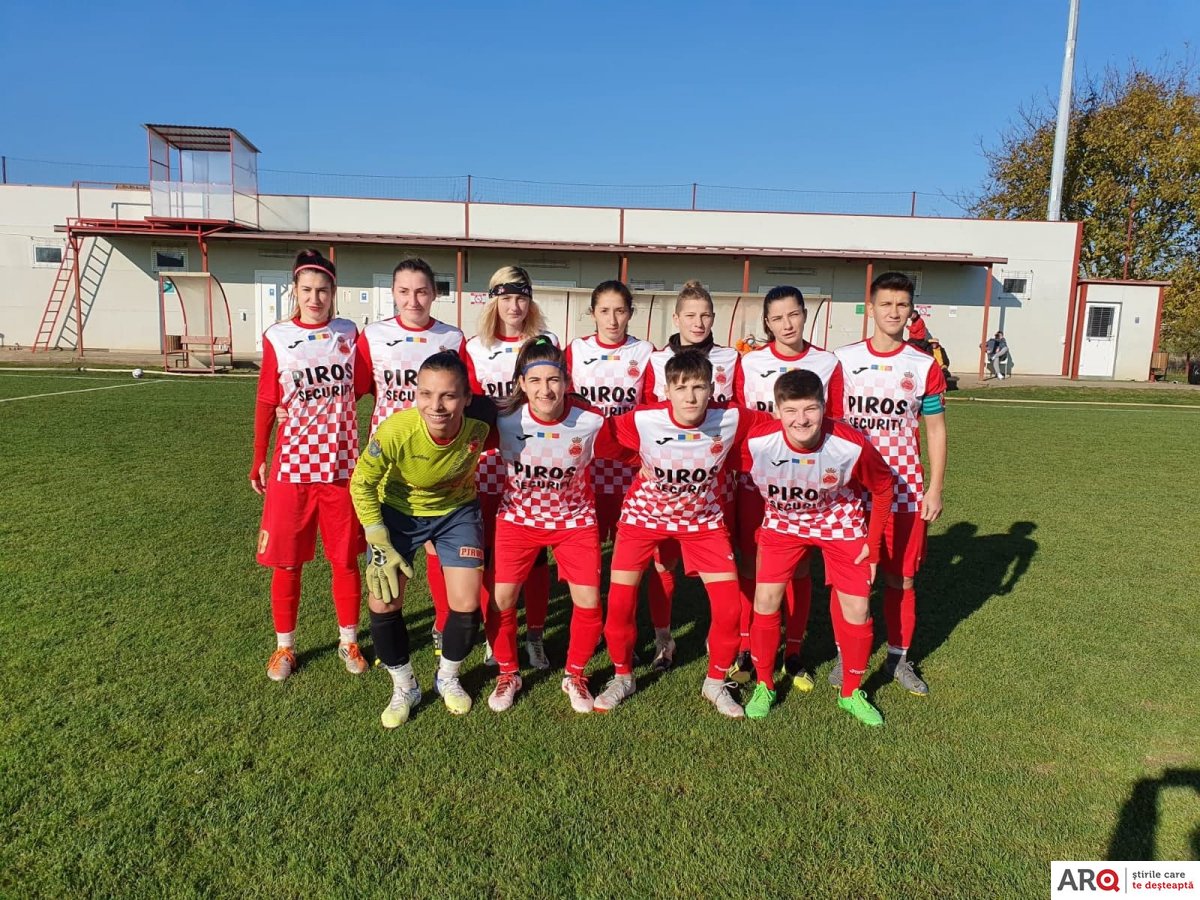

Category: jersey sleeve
[563, 343, 574, 372]
[349, 429, 392, 528]
[464, 345, 483, 394]
[252, 338, 282, 475]
[852, 438, 895, 563]
[924, 357, 948, 398]
[353, 332, 375, 399]
[641, 364, 656, 402]
[825, 361, 845, 419]
[734, 407, 776, 444]
[609, 409, 642, 454]
[732, 360, 746, 405]
[592, 415, 635, 464]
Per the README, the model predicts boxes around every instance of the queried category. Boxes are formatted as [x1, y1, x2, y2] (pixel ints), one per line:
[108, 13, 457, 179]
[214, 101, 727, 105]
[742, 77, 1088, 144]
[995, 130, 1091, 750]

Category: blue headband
[521, 360, 565, 376]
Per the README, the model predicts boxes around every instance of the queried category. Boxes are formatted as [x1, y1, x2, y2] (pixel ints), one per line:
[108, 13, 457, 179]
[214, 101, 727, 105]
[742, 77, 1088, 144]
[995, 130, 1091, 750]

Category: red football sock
[603, 582, 639, 675]
[841, 618, 874, 697]
[749, 609, 781, 690]
[525, 562, 550, 631]
[566, 604, 603, 675]
[330, 563, 361, 629]
[829, 591, 847, 646]
[490, 606, 520, 675]
[270, 567, 302, 633]
[884, 586, 917, 650]
[478, 568, 494, 625]
[427, 550, 449, 633]
[647, 567, 675, 630]
[704, 579, 741, 679]
[784, 575, 812, 654]
[737, 574, 755, 652]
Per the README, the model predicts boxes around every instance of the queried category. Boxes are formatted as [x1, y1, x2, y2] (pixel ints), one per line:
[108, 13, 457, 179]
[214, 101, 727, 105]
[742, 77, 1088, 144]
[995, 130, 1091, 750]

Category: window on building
[1085, 306, 1115, 339]
[152, 247, 188, 272]
[1002, 277, 1029, 295]
[435, 276, 454, 299]
[33, 244, 64, 267]
[630, 280, 667, 291]
[895, 270, 923, 296]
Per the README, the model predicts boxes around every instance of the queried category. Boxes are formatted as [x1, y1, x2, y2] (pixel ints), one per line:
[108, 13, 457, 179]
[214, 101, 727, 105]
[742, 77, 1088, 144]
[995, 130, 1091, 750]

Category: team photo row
[251, 250, 947, 729]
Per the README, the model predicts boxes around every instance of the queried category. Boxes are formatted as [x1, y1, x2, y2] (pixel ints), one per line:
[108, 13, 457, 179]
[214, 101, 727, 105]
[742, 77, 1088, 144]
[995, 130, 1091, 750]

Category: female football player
[251, 249, 366, 682]
[462, 266, 559, 669]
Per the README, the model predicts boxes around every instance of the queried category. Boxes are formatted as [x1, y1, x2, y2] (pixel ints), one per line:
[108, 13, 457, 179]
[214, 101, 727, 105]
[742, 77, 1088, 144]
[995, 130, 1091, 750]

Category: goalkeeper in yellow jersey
[350, 350, 497, 726]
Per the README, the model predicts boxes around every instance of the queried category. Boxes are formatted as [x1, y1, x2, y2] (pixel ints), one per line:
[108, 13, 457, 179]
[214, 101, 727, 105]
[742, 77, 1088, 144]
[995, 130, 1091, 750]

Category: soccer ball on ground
[132, 368, 144, 379]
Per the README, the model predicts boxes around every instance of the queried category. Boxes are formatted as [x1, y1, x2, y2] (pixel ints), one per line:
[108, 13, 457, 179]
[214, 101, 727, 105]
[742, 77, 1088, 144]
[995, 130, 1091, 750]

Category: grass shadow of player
[1107, 768, 1200, 861]
[907, 520, 1038, 662]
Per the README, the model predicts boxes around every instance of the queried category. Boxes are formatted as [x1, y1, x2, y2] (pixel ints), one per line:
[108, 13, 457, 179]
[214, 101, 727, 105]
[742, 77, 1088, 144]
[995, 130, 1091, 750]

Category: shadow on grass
[1108, 768, 1200, 861]
[914, 520, 1038, 661]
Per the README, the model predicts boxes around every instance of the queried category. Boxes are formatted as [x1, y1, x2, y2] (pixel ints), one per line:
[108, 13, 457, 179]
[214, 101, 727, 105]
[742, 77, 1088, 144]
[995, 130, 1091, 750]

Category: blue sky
[1, 0, 1195, 211]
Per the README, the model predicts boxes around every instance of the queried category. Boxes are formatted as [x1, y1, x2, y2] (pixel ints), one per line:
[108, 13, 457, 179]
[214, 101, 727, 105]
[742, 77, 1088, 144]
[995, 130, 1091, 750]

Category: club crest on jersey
[569, 436, 584, 457]
[711, 440, 724, 455]
[626, 363, 640, 378]
[715, 366, 727, 384]
[467, 439, 481, 454]
[901, 371, 916, 391]
[367, 440, 382, 457]
[822, 467, 839, 486]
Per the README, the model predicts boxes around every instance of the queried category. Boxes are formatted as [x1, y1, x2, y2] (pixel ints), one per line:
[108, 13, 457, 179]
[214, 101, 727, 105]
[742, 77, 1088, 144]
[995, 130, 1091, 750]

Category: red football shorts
[756, 528, 872, 599]
[257, 478, 365, 569]
[612, 523, 735, 577]
[494, 520, 601, 587]
[880, 509, 927, 577]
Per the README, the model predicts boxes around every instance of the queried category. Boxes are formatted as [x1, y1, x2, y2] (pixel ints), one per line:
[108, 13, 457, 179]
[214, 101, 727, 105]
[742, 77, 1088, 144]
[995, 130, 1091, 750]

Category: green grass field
[2, 371, 1198, 898]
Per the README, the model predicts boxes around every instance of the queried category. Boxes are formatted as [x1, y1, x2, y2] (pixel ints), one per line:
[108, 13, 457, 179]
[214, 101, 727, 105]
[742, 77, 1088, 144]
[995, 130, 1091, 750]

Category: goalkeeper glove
[363, 524, 413, 605]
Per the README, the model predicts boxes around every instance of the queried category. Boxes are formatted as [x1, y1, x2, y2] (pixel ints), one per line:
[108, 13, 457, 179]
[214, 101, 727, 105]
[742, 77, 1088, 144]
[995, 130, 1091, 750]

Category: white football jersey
[359, 317, 465, 433]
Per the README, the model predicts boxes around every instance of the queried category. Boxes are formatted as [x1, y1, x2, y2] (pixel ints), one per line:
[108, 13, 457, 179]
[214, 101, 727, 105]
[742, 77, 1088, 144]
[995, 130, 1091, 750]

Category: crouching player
[597, 350, 771, 718]
[486, 338, 629, 713]
[740, 370, 894, 726]
[349, 351, 497, 726]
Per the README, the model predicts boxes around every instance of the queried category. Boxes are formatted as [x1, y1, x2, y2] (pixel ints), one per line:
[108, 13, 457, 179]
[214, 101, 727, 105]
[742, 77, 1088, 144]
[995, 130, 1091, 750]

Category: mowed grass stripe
[0, 381, 1196, 898]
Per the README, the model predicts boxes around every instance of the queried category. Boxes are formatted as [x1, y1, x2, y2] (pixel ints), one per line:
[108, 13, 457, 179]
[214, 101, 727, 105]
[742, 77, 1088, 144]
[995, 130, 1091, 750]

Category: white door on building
[254, 270, 292, 351]
[1077, 302, 1120, 378]
[374, 274, 395, 322]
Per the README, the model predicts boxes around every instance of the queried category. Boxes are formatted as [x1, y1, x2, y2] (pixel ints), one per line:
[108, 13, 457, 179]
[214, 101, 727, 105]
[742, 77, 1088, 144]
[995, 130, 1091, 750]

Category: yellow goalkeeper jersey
[350, 397, 497, 524]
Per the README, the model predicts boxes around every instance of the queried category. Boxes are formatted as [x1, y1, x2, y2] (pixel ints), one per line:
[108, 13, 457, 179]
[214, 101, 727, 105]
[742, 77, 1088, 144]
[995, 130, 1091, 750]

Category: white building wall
[0, 183, 1086, 374]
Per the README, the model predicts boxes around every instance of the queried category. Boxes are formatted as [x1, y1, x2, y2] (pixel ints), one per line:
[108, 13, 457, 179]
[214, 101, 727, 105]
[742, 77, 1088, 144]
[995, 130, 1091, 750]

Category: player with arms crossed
[738, 370, 894, 725]
[463, 266, 559, 669]
[486, 338, 628, 713]
[834, 272, 947, 696]
[732, 286, 846, 690]
[349, 352, 497, 726]
[597, 350, 770, 718]
[355, 257, 467, 659]
[251, 249, 367, 682]
[565, 280, 655, 545]
[642, 280, 742, 671]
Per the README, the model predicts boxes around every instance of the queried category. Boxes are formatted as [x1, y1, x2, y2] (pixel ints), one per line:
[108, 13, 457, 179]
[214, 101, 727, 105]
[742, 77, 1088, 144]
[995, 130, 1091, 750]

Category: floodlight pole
[1047, 0, 1080, 221]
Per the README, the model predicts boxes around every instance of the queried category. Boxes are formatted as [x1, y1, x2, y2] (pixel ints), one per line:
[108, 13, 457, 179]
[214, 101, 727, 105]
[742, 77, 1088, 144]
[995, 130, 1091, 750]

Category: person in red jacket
[251, 249, 367, 682]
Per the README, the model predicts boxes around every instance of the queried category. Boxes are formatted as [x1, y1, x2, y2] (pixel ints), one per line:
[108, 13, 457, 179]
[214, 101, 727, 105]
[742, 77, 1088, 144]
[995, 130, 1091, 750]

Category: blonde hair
[479, 265, 547, 348]
[674, 279, 713, 314]
[289, 249, 337, 321]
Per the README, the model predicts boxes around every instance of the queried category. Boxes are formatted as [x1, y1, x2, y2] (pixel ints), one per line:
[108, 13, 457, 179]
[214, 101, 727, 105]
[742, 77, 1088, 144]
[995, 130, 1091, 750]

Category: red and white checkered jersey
[566, 333, 655, 496]
[648, 343, 741, 404]
[262, 317, 359, 483]
[734, 342, 845, 418]
[611, 402, 769, 533]
[464, 331, 560, 495]
[834, 339, 947, 513]
[496, 398, 626, 529]
[358, 317, 466, 434]
[739, 418, 894, 544]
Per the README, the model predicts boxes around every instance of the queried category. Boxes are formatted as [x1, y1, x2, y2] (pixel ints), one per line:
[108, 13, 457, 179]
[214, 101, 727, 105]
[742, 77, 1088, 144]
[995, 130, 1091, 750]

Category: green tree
[971, 62, 1200, 354]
